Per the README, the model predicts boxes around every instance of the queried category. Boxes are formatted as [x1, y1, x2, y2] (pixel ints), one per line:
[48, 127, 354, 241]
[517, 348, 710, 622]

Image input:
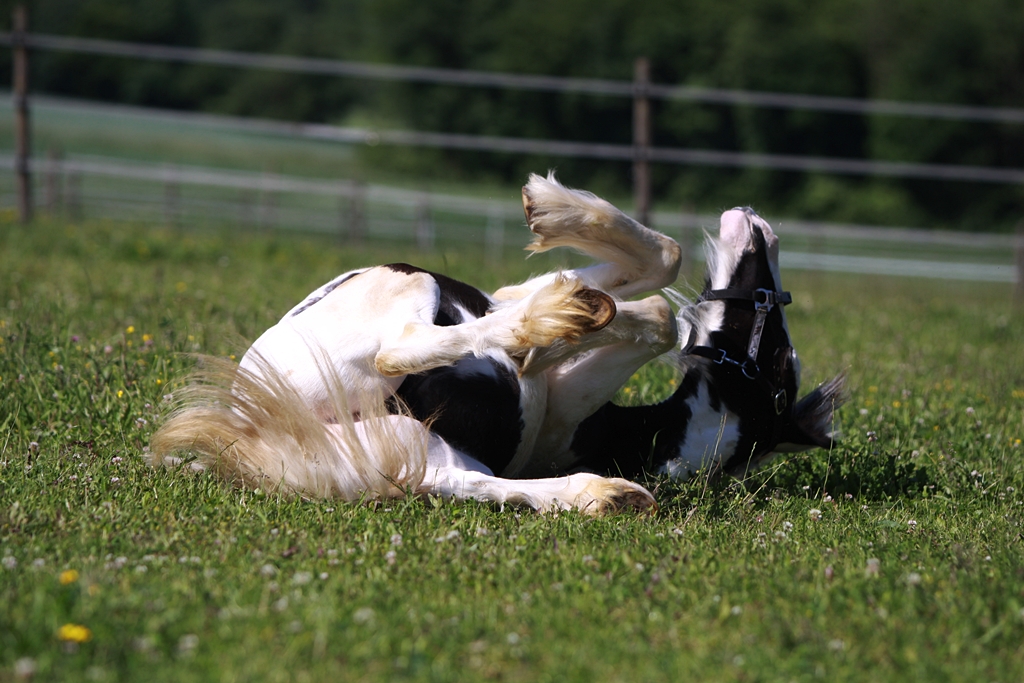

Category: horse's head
[671, 207, 845, 478]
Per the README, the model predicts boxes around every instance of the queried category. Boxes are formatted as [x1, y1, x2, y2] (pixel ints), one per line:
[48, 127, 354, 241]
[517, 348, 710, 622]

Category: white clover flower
[178, 634, 199, 655]
[353, 607, 375, 624]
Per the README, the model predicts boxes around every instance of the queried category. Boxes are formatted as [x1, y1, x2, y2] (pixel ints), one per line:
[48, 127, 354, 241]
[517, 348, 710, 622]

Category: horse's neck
[568, 396, 685, 479]
[567, 293, 746, 480]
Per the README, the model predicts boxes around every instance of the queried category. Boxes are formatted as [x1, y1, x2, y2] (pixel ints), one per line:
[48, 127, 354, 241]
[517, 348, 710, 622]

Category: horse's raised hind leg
[493, 173, 681, 303]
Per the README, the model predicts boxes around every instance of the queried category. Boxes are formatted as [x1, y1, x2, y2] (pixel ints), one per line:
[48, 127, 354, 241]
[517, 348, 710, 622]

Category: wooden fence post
[164, 169, 181, 229]
[679, 203, 695, 279]
[258, 173, 277, 231]
[66, 171, 82, 222]
[632, 57, 651, 228]
[13, 5, 32, 223]
[485, 207, 504, 263]
[347, 180, 366, 243]
[1015, 221, 1024, 306]
[238, 190, 253, 228]
[415, 194, 434, 250]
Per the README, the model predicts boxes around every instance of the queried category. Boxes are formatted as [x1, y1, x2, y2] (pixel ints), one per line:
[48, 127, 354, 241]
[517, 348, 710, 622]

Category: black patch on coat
[395, 358, 523, 474]
[290, 271, 363, 317]
[385, 264, 523, 473]
[383, 263, 491, 324]
[567, 364, 702, 479]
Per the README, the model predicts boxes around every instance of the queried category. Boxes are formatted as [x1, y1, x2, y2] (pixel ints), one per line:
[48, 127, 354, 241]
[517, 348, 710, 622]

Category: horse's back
[240, 265, 446, 415]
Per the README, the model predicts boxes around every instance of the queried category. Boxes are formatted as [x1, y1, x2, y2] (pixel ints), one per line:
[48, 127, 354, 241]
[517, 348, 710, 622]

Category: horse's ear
[777, 374, 847, 451]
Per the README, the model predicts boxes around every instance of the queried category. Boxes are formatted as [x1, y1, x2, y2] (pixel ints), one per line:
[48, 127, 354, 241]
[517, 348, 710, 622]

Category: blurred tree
[0, 0, 1021, 229]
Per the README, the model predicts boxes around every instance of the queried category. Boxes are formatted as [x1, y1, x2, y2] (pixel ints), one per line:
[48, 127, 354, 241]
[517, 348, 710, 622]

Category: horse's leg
[374, 274, 614, 378]
[412, 417, 655, 513]
[492, 174, 681, 303]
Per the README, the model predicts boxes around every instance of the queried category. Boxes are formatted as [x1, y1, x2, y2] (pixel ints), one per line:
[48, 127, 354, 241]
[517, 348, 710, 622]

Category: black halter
[687, 287, 793, 415]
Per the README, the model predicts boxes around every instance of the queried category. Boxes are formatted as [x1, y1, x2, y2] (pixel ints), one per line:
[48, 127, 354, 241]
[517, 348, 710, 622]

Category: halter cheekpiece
[687, 287, 793, 415]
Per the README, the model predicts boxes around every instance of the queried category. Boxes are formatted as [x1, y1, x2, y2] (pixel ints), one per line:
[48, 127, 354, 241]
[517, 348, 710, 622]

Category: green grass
[2, 215, 1023, 682]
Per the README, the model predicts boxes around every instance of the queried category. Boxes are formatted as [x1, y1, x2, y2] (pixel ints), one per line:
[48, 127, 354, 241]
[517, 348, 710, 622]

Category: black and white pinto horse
[152, 174, 844, 514]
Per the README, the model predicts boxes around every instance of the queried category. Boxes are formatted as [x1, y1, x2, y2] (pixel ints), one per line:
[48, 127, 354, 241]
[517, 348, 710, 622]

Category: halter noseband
[687, 287, 793, 415]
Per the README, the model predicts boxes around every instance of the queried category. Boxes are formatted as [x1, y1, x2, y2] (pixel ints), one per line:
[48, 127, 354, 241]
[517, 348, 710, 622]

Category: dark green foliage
[3, 0, 1024, 229]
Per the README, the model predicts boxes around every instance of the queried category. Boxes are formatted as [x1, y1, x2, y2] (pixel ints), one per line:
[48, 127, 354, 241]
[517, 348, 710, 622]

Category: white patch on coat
[657, 380, 740, 480]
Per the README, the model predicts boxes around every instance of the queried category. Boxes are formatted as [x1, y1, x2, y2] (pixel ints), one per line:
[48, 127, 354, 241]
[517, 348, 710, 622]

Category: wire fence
[3, 151, 1020, 285]
[1, 24, 1022, 290]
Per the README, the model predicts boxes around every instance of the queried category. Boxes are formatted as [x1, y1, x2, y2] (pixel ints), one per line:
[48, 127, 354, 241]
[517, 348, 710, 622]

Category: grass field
[2, 213, 1023, 682]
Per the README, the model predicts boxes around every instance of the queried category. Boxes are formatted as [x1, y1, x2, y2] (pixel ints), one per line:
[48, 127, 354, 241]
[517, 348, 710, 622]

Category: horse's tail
[148, 355, 427, 500]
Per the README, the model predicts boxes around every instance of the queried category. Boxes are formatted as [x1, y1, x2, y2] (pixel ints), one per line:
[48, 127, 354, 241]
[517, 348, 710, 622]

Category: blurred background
[0, 0, 1022, 284]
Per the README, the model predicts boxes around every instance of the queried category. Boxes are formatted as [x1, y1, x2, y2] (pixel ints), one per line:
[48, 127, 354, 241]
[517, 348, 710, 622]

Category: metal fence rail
[12, 93, 1024, 186]
[4, 31, 1024, 124]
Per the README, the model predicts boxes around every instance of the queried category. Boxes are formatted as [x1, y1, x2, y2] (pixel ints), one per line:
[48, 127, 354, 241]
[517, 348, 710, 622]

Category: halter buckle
[773, 389, 788, 415]
[753, 288, 777, 311]
[707, 347, 760, 381]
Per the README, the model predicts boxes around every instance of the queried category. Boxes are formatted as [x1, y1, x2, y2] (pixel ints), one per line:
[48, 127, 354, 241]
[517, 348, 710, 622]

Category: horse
[150, 173, 845, 514]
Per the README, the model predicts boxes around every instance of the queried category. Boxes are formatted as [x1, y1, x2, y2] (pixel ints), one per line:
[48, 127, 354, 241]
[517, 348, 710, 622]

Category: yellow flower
[57, 623, 92, 643]
[142, 334, 152, 343]
[59, 569, 79, 585]
[117, 390, 124, 398]
[126, 326, 135, 334]
[892, 401, 902, 408]
[176, 281, 187, 292]
[156, 378, 163, 385]
[1012, 390, 1024, 400]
